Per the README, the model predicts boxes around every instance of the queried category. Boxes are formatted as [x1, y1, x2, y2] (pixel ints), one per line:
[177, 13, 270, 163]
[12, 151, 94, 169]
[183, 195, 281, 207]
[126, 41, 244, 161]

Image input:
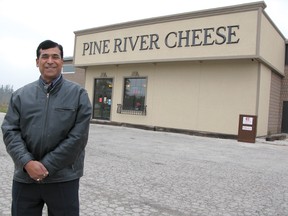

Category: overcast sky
[0, 0, 287, 90]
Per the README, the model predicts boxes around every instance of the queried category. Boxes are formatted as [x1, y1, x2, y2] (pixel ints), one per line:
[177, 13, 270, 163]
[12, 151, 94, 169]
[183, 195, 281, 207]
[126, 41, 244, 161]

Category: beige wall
[75, 10, 258, 66]
[257, 64, 272, 135]
[74, 2, 285, 77]
[259, 13, 285, 75]
[85, 59, 271, 136]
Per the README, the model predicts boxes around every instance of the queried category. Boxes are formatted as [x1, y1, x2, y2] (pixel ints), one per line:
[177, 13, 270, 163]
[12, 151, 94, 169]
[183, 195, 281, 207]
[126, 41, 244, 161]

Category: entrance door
[93, 78, 113, 120]
[281, 101, 288, 133]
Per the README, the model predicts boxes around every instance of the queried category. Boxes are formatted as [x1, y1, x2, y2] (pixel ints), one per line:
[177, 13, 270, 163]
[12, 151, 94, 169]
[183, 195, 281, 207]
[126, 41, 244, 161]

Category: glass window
[62, 64, 75, 73]
[123, 78, 147, 111]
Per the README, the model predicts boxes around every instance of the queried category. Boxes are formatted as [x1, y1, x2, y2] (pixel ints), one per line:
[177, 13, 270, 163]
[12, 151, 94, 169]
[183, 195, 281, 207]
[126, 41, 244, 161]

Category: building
[280, 43, 288, 133]
[63, 57, 86, 87]
[66, 1, 287, 139]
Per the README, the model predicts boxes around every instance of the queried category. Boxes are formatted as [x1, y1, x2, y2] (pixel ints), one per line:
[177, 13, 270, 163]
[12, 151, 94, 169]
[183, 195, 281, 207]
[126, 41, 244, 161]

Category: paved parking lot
[1, 112, 288, 215]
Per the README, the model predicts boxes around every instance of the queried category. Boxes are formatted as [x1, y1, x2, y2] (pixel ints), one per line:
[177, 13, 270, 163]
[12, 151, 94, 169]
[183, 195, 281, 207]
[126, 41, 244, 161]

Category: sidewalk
[1, 112, 288, 215]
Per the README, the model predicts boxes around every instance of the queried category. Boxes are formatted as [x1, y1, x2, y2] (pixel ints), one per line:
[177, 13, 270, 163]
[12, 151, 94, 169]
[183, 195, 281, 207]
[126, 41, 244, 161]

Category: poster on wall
[242, 117, 253, 125]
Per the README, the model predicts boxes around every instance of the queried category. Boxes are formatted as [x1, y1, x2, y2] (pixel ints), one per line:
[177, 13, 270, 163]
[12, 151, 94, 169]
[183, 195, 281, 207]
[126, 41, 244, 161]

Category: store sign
[81, 25, 240, 56]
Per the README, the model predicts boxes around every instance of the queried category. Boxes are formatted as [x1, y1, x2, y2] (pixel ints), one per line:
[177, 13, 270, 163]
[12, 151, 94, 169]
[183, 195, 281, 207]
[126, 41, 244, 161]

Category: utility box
[238, 115, 257, 143]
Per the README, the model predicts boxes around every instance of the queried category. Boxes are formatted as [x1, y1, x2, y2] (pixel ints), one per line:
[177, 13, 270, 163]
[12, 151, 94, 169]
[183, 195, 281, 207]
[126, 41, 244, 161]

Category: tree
[0, 84, 13, 105]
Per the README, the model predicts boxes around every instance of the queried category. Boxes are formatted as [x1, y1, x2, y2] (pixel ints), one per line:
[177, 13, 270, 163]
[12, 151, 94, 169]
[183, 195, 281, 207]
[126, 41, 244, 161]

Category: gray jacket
[1, 77, 92, 183]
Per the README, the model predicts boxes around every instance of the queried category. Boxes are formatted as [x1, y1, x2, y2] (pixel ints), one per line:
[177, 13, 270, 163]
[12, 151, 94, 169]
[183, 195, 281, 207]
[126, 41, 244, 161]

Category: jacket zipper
[40, 92, 50, 159]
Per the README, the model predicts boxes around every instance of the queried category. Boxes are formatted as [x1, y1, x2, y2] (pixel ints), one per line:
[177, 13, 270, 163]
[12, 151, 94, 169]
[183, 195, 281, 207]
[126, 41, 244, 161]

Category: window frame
[122, 76, 147, 112]
[62, 64, 75, 74]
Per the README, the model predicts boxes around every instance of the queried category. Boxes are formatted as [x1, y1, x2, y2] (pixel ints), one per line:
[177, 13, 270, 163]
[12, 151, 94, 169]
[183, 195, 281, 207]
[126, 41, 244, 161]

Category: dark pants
[12, 179, 80, 216]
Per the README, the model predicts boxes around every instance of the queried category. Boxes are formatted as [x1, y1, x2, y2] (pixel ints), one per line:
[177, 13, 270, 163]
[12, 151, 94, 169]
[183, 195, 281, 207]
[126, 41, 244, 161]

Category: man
[1, 40, 92, 216]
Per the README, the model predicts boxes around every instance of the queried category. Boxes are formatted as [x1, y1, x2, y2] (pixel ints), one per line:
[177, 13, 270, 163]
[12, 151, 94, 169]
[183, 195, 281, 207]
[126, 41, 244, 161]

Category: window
[123, 77, 147, 111]
[62, 64, 75, 74]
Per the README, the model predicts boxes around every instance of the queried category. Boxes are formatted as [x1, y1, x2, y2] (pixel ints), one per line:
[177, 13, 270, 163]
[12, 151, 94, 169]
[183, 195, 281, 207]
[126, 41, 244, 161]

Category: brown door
[281, 101, 288, 133]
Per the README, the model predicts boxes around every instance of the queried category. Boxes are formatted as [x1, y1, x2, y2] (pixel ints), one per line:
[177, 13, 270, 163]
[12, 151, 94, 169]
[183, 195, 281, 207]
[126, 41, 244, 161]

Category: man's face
[36, 47, 63, 83]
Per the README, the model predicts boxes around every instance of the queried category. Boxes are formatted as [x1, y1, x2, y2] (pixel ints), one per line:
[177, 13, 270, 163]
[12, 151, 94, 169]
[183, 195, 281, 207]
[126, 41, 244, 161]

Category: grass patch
[0, 104, 8, 113]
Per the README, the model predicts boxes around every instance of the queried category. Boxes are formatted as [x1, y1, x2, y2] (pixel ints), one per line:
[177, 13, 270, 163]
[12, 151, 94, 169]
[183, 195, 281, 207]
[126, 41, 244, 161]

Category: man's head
[36, 40, 64, 84]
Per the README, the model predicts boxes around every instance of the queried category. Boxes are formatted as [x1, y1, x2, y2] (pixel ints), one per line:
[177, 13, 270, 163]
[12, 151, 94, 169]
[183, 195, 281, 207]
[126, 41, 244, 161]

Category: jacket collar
[39, 75, 63, 94]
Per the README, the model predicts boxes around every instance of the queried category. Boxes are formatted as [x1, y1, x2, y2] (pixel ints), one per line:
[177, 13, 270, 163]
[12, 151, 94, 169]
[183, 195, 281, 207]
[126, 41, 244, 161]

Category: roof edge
[74, 1, 266, 36]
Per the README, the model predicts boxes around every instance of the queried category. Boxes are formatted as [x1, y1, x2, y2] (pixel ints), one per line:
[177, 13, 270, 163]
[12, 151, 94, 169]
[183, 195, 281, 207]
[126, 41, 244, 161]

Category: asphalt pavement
[1, 112, 288, 216]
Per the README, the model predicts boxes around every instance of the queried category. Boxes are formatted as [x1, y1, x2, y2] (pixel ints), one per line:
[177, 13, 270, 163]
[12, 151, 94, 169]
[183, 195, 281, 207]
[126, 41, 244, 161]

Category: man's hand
[24, 160, 49, 182]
